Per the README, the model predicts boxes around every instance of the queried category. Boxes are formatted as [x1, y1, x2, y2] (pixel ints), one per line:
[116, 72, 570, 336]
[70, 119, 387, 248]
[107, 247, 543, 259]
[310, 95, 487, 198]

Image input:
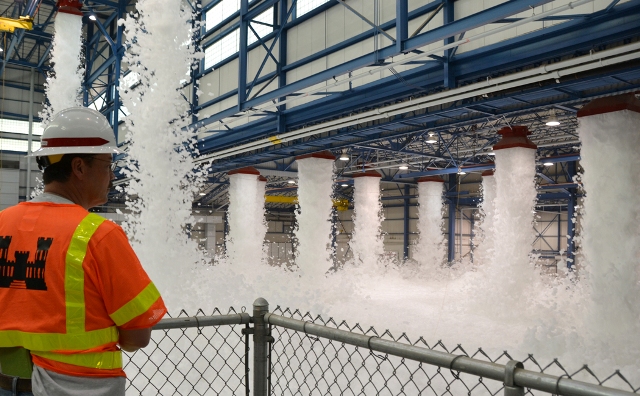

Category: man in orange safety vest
[0, 107, 167, 396]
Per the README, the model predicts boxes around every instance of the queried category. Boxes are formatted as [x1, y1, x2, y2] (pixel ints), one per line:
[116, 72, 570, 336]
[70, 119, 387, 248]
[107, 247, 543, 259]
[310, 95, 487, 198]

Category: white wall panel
[219, 59, 240, 93]
[325, 4, 346, 47]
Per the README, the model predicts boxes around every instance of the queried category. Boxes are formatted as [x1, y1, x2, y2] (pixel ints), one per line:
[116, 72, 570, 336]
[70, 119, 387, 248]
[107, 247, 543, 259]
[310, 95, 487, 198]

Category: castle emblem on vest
[0, 236, 52, 290]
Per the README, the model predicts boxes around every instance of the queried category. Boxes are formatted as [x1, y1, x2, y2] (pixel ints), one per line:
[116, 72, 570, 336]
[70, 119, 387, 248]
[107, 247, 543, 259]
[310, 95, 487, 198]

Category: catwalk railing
[124, 298, 639, 396]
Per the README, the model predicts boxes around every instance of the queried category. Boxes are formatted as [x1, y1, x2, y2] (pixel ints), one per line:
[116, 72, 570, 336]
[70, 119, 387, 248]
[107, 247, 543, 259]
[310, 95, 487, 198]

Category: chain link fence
[268, 306, 639, 396]
[124, 308, 250, 395]
[121, 299, 639, 396]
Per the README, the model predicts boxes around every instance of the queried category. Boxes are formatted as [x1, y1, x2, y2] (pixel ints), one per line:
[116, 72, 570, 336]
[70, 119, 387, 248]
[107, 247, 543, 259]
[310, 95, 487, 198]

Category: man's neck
[43, 183, 87, 209]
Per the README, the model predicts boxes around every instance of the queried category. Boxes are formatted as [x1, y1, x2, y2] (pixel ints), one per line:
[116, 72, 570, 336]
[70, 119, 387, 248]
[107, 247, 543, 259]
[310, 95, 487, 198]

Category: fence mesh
[119, 304, 639, 395]
[268, 306, 640, 396]
[124, 308, 248, 396]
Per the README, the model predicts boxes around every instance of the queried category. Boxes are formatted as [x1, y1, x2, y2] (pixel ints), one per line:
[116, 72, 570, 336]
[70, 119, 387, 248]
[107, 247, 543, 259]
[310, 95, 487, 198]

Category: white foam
[349, 176, 385, 268]
[225, 173, 267, 270]
[475, 174, 497, 267]
[118, 0, 207, 309]
[577, 110, 640, 363]
[41, 13, 84, 122]
[294, 157, 335, 278]
[412, 181, 446, 268]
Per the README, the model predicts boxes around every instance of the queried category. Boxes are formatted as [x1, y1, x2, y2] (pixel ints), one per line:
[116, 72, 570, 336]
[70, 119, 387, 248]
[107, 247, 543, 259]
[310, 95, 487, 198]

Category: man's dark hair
[42, 154, 95, 185]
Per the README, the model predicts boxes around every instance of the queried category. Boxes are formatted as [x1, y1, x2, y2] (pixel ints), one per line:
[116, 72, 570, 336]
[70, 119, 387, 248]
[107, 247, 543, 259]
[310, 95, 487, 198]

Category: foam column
[413, 177, 446, 267]
[294, 152, 336, 278]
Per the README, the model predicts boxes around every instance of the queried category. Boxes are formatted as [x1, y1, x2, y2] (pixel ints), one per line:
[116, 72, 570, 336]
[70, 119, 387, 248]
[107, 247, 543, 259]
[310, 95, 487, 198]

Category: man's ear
[70, 157, 89, 180]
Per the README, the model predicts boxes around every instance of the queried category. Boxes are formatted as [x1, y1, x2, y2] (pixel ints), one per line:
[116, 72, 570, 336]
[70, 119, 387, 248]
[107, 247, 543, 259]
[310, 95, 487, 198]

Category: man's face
[84, 154, 115, 208]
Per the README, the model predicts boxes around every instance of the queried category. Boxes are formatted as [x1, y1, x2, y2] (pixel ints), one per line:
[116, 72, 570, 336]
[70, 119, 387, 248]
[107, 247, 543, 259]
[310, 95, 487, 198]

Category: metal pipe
[252, 297, 269, 396]
[152, 313, 251, 330]
[264, 313, 636, 396]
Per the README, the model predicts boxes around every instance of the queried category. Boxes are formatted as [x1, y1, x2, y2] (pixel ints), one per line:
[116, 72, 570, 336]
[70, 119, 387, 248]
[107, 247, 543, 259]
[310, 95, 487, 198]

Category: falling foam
[481, 147, 540, 307]
[577, 110, 640, 363]
[475, 174, 497, 266]
[349, 176, 385, 268]
[412, 181, 446, 269]
[118, 0, 206, 310]
[41, 13, 84, 122]
[226, 173, 267, 270]
[294, 157, 335, 278]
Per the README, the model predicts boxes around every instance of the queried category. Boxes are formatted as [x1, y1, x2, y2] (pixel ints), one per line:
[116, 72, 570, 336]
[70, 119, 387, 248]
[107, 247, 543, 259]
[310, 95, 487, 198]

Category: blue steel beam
[193, 0, 554, 127]
[197, 1, 640, 156]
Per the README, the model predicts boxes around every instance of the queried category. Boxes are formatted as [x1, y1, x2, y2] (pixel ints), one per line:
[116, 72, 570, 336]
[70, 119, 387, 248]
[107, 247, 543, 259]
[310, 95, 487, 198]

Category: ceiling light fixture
[89, 14, 97, 21]
[398, 164, 409, 170]
[425, 133, 437, 144]
[339, 149, 349, 161]
[543, 162, 554, 167]
[486, 151, 496, 156]
[287, 180, 296, 184]
[0, 48, 3, 53]
[457, 169, 466, 175]
[199, 192, 206, 196]
[546, 109, 560, 126]
[341, 183, 348, 187]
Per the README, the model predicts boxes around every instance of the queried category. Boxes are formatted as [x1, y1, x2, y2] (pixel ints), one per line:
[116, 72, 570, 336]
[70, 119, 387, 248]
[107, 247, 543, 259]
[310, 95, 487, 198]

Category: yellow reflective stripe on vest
[31, 350, 122, 370]
[110, 282, 161, 327]
[0, 327, 118, 352]
[65, 214, 105, 333]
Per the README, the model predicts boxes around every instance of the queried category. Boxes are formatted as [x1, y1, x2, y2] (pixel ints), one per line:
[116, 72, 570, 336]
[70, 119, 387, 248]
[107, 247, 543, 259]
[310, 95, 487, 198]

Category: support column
[395, 0, 408, 54]
[238, 0, 249, 111]
[26, 68, 34, 200]
[443, 0, 455, 89]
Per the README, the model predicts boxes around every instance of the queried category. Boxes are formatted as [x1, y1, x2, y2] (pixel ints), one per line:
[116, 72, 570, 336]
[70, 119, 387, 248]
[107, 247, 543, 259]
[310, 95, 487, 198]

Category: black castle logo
[0, 236, 52, 291]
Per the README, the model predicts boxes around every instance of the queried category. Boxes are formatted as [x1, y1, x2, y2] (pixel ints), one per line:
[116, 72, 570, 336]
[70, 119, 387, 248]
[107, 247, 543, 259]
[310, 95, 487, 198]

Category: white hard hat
[29, 107, 122, 157]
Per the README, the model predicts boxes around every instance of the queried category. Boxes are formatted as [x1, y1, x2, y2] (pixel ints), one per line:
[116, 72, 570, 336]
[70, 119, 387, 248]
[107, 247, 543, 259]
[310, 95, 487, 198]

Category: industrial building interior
[1, 0, 638, 267]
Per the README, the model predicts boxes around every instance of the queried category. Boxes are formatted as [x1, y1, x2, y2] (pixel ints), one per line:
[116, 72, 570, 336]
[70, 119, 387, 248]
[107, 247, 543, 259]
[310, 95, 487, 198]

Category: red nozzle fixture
[228, 167, 261, 176]
[351, 169, 382, 178]
[295, 151, 336, 161]
[56, 0, 83, 15]
[481, 170, 495, 177]
[577, 93, 640, 118]
[493, 125, 537, 151]
[416, 176, 444, 183]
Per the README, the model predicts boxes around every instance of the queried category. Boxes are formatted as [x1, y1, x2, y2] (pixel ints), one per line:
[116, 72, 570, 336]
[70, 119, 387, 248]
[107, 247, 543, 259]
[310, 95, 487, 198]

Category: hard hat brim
[28, 146, 123, 157]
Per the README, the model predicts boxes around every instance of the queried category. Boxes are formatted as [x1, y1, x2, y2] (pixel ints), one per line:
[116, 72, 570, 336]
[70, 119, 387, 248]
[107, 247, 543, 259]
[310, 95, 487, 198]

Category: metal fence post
[253, 298, 270, 396]
[504, 360, 524, 396]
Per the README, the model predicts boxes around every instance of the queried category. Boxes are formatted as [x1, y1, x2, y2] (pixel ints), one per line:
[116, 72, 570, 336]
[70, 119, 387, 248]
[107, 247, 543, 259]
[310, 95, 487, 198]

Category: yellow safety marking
[65, 214, 105, 334]
[31, 350, 122, 370]
[110, 282, 161, 327]
[263, 196, 350, 210]
[265, 195, 297, 204]
[0, 327, 118, 351]
[268, 136, 282, 145]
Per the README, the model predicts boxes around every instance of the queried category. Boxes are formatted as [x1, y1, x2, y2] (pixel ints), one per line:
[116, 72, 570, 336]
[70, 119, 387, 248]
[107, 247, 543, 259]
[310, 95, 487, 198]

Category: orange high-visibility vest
[0, 202, 166, 377]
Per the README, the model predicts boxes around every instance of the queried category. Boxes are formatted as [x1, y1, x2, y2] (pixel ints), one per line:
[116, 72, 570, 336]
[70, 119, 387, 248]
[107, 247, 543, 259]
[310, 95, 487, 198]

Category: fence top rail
[264, 312, 636, 396]
[152, 312, 251, 330]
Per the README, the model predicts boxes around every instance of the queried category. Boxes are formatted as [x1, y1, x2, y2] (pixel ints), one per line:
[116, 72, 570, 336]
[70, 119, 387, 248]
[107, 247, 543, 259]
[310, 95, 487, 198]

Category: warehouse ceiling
[0, 0, 639, 210]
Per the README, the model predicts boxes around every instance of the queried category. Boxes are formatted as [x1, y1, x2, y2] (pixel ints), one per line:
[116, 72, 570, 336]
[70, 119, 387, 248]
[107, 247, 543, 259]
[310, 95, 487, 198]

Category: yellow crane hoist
[0, 17, 33, 33]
